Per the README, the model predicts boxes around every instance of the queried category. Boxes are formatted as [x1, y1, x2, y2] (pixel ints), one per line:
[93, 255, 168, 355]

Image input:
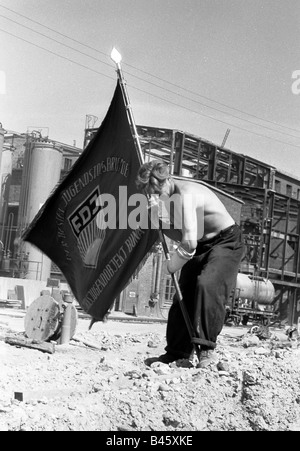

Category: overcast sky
[0, 0, 299, 176]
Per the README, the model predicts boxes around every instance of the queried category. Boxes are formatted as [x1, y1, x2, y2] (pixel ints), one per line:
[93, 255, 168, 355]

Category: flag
[23, 81, 158, 320]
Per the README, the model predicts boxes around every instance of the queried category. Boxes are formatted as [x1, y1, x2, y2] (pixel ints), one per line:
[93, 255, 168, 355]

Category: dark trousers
[165, 224, 244, 358]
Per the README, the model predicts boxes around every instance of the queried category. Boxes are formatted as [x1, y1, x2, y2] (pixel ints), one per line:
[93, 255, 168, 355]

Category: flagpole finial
[110, 46, 144, 163]
[111, 47, 122, 65]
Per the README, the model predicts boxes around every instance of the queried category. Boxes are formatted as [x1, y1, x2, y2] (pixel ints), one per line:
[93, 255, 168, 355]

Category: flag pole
[110, 47, 144, 164]
[110, 47, 201, 364]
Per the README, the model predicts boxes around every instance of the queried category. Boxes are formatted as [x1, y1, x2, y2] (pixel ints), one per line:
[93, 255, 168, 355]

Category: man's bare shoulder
[175, 179, 214, 196]
[174, 179, 228, 212]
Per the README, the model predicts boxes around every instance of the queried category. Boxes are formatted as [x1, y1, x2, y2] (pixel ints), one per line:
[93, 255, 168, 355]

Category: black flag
[23, 81, 158, 320]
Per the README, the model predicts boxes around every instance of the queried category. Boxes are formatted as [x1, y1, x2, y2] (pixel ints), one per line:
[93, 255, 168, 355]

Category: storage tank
[235, 273, 275, 305]
[0, 143, 13, 232]
[21, 141, 63, 281]
[0, 143, 13, 179]
[0, 123, 5, 169]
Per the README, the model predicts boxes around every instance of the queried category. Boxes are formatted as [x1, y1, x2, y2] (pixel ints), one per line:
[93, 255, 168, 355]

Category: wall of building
[0, 276, 71, 308]
[275, 171, 300, 199]
[0, 276, 49, 307]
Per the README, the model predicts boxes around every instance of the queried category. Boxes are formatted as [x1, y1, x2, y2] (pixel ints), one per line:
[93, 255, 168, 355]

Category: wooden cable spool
[24, 295, 78, 343]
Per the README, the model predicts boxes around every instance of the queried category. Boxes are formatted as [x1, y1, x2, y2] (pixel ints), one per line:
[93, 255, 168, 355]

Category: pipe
[60, 294, 73, 344]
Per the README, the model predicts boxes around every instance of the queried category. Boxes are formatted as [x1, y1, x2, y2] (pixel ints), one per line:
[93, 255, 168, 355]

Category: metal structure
[1, 96, 299, 326]
[84, 124, 300, 326]
[0, 130, 81, 281]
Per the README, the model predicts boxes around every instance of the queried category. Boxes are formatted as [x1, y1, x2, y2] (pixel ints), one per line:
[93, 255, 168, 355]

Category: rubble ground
[0, 311, 300, 432]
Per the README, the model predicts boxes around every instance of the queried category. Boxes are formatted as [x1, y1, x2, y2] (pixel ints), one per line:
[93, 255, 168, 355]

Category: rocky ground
[0, 310, 300, 432]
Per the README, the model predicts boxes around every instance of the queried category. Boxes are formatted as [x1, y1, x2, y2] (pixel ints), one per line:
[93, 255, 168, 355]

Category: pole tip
[111, 47, 122, 64]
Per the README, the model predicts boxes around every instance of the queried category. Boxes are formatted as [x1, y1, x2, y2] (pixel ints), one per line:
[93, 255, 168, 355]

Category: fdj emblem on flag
[68, 186, 105, 268]
[23, 81, 158, 320]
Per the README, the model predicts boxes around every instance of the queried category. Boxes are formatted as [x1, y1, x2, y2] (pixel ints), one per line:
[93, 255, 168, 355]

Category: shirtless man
[136, 159, 244, 367]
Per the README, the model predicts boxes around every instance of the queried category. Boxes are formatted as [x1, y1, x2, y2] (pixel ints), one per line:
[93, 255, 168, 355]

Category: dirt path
[1, 311, 300, 431]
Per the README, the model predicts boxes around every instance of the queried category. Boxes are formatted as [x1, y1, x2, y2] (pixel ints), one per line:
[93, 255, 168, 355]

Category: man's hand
[167, 253, 186, 274]
[167, 245, 196, 273]
[147, 194, 160, 230]
[147, 194, 159, 209]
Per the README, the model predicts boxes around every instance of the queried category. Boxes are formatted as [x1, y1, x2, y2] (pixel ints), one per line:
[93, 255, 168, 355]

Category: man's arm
[167, 192, 198, 273]
[181, 192, 198, 251]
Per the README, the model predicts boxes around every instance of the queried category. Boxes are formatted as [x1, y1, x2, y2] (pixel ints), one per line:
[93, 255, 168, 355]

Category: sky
[0, 0, 299, 176]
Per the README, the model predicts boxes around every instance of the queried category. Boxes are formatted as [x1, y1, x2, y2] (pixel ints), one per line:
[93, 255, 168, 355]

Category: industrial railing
[0, 254, 42, 280]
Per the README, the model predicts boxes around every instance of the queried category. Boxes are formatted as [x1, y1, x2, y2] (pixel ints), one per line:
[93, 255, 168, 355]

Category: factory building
[0, 124, 81, 283]
[86, 124, 300, 326]
[0, 121, 300, 327]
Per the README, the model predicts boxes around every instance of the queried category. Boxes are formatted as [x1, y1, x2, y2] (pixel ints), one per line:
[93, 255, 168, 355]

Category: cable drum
[24, 295, 78, 343]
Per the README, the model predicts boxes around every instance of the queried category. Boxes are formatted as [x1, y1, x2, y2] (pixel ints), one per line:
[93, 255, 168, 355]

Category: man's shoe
[198, 349, 218, 369]
[145, 353, 177, 366]
[158, 353, 178, 364]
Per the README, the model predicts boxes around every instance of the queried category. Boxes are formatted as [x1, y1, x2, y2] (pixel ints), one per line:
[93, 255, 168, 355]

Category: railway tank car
[226, 273, 277, 326]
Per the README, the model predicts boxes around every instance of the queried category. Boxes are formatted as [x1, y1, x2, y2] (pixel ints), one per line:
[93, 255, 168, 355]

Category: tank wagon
[225, 273, 278, 326]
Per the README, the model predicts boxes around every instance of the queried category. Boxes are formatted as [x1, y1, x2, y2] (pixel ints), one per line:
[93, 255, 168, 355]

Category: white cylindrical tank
[22, 141, 63, 281]
[0, 143, 13, 228]
[235, 273, 275, 305]
[0, 143, 13, 179]
[0, 124, 5, 170]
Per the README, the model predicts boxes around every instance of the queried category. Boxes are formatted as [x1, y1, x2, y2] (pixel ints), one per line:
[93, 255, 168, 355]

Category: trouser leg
[165, 262, 197, 358]
[165, 237, 244, 356]
[193, 243, 244, 349]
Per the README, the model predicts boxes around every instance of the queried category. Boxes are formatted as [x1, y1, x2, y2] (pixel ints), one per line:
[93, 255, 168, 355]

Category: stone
[254, 347, 271, 356]
[158, 383, 172, 392]
[242, 335, 260, 348]
[243, 369, 259, 386]
[217, 361, 230, 372]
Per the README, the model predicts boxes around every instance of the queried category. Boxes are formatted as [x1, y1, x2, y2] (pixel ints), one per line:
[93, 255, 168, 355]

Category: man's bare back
[162, 178, 235, 246]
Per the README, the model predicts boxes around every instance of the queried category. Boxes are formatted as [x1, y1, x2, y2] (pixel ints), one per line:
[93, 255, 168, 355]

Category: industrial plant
[0, 121, 299, 328]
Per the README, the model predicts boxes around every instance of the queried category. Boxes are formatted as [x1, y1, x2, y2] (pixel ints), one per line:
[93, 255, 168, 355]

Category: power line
[1, 2, 299, 137]
[124, 64, 300, 136]
[0, 26, 300, 150]
[124, 70, 300, 140]
[1, 12, 300, 143]
[130, 84, 300, 149]
[0, 4, 109, 58]
[0, 14, 113, 68]
[0, 27, 115, 82]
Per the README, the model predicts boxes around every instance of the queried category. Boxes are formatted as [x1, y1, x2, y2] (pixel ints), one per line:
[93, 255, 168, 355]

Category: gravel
[0, 313, 300, 432]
